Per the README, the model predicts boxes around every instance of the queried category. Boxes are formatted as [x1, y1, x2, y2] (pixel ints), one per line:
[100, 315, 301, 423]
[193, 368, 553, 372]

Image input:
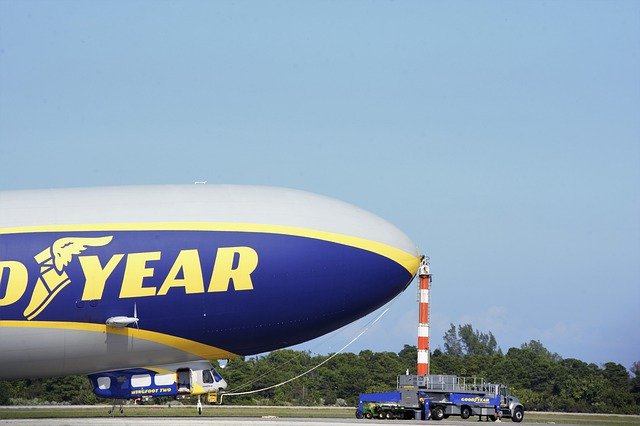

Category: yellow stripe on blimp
[0, 222, 421, 274]
[0, 320, 237, 360]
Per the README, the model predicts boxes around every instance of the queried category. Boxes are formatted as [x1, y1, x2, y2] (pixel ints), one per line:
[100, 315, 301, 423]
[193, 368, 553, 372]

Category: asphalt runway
[0, 419, 567, 426]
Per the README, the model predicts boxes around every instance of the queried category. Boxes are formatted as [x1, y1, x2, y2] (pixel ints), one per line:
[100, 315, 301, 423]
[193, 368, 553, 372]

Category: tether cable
[219, 306, 391, 404]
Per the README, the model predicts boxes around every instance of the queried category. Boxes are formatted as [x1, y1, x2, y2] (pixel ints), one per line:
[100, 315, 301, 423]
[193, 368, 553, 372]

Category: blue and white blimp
[0, 185, 420, 400]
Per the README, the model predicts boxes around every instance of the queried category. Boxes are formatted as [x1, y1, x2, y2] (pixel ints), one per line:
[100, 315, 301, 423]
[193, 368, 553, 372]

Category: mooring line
[219, 306, 390, 404]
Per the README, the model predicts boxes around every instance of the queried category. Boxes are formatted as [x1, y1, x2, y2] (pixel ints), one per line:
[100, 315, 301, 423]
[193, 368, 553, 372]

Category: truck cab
[498, 385, 525, 422]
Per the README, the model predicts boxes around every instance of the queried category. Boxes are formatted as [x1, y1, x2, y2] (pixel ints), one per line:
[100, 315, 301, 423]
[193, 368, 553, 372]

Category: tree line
[1, 324, 638, 414]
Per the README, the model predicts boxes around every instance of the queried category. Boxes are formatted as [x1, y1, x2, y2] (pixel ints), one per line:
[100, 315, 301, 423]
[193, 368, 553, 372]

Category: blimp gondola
[0, 185, 420, 400]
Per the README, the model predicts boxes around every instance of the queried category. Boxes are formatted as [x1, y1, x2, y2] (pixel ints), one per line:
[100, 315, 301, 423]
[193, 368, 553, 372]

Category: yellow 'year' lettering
[80, 254, 124, 300]
[157, 249, 205, 295]
[119, 252, 161, 298]
[208, 246, 259, 292]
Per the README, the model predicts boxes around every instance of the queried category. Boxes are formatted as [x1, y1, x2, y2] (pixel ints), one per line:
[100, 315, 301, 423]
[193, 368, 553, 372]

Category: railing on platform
[397, 374, 500, 395]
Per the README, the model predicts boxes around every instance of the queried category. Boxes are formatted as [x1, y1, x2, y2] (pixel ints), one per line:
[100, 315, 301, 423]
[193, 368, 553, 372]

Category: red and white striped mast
[417, 256, 431, 376]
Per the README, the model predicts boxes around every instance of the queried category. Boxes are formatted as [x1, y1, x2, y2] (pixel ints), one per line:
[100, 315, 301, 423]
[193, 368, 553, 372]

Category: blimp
[0, 185, 420, 400]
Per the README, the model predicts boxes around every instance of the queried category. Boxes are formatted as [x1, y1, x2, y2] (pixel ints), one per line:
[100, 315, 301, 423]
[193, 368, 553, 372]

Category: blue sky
[1, 1, 638, 370]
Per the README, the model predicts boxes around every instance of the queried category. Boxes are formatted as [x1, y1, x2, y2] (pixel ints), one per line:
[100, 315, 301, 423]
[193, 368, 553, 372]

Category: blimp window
[154, 373, 174, 386]
[131, 374, 152, 388]
[97, 376, 111, 390]
[211, 368, 223, 382]
[202, 369, 214, 384]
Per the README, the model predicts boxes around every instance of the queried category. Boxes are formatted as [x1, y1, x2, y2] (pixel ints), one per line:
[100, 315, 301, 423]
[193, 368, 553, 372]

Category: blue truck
[356, 374, 524, 422]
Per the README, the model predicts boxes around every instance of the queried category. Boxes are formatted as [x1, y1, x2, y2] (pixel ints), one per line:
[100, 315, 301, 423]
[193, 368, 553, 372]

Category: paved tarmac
[0, 419, 567, 426]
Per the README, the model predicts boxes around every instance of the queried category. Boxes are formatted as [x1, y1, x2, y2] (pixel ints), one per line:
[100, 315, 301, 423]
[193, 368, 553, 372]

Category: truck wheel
[460, 406, 471, 419]
[379, 412, 385, 419]
[365, 412, 372, 419]
[431, 405, 445, 421]
[386, 412, 392, 419]
[355, 410, 363, 419]
[512, 407, 524, 423]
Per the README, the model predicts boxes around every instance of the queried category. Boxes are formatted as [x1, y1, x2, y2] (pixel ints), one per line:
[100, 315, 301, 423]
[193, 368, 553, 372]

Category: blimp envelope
[0, 185, 420, 378]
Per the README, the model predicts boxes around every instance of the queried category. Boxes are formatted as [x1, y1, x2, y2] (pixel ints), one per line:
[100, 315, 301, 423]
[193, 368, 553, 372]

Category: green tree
[602, 362, 630, 389]
[631, 361, 640, 404]
[0, 381, 11, 405]
[431, 349, 464, 375]
[3, 340, 639, 414]
[41, 376, 98, 404]
[398, 345, 417, 374]
[443, 323, 500, 357]
[443, 323, 463, 356]
[457, 324, 500, 356]
[521, 340, 561, 361]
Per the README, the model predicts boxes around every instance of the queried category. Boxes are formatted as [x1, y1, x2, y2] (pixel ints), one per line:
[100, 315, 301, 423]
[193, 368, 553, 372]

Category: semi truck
[356, 374, 524, 422]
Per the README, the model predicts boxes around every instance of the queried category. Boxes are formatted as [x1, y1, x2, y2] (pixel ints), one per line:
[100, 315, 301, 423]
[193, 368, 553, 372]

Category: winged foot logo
[0, 235, 259, 321]
[23, 236, 113, 320]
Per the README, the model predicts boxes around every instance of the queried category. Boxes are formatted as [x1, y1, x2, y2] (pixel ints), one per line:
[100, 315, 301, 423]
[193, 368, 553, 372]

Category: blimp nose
[347, 231, 421, 309]
[211, 217, 420, 355]
[192, 185, 421, 355]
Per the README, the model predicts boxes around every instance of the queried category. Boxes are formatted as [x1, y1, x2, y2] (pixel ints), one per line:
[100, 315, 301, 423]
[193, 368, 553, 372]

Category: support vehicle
[356, 374, 524, 422]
